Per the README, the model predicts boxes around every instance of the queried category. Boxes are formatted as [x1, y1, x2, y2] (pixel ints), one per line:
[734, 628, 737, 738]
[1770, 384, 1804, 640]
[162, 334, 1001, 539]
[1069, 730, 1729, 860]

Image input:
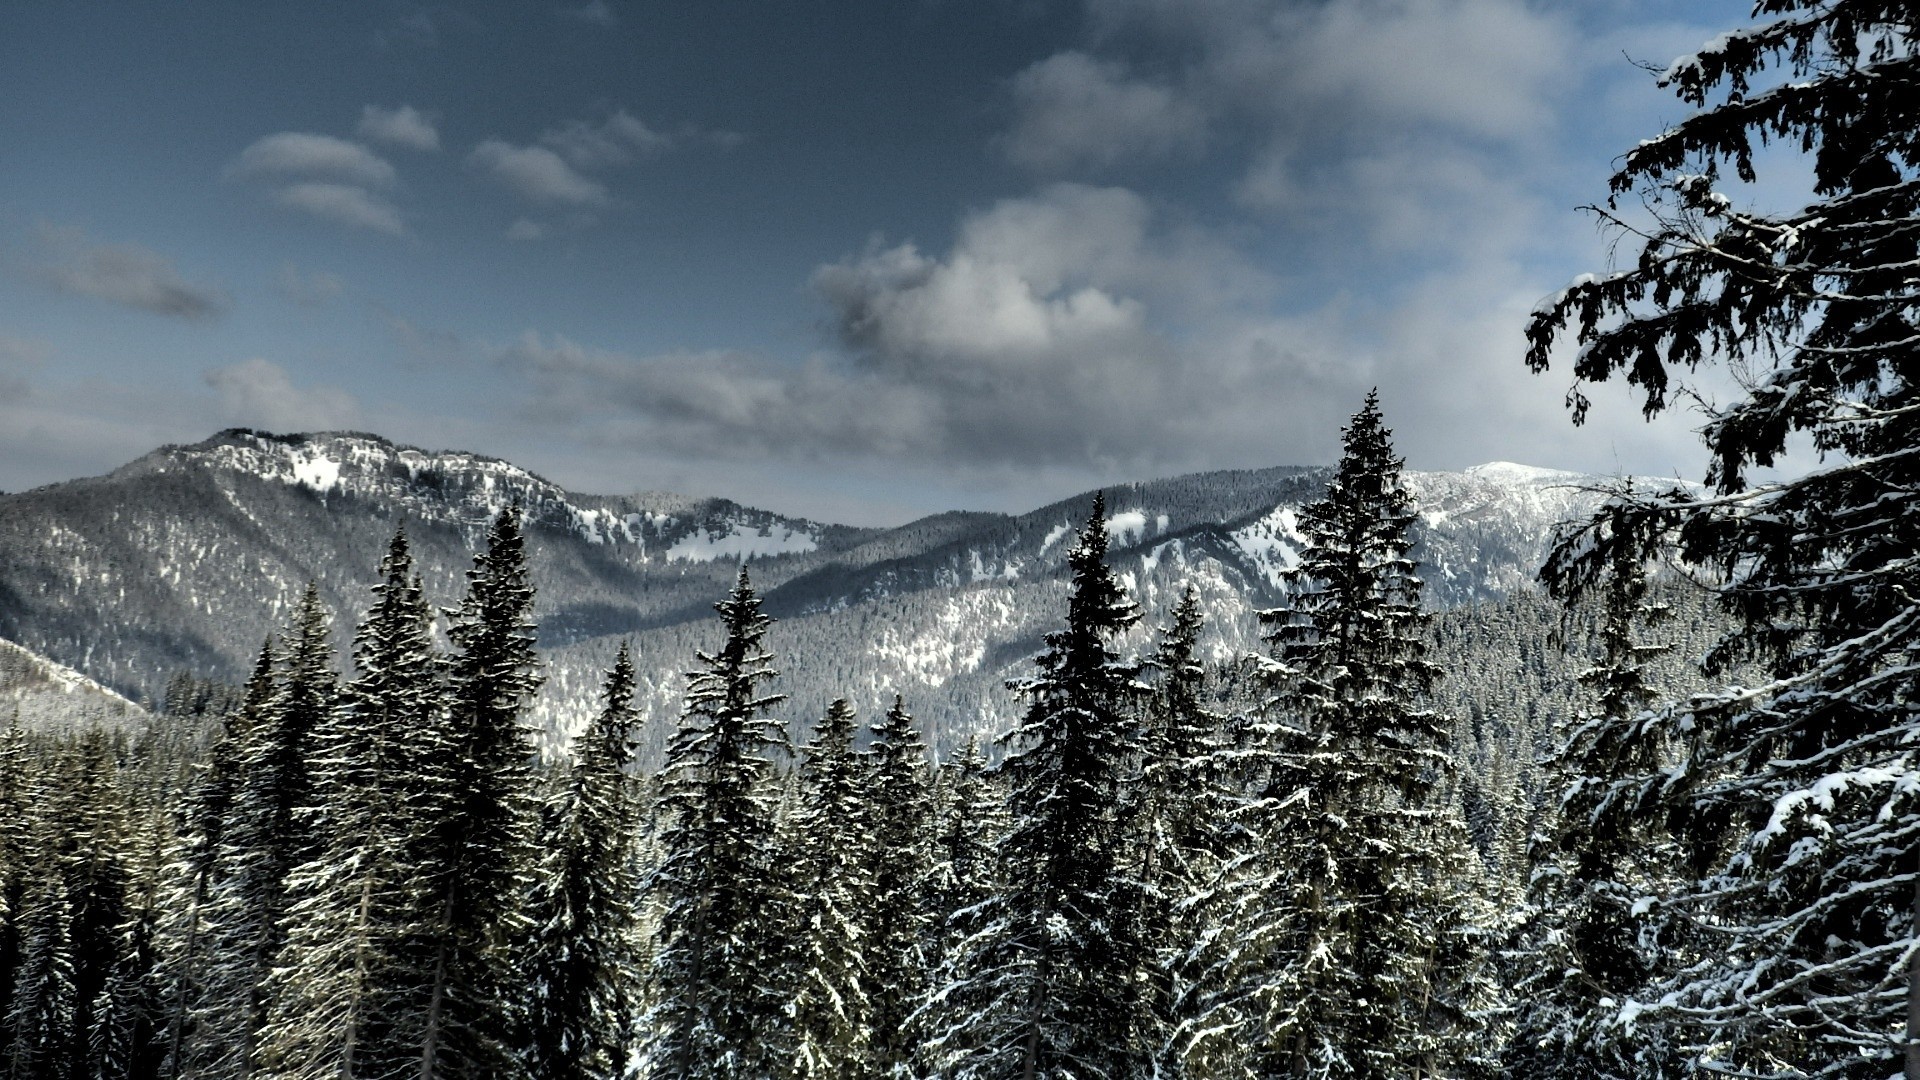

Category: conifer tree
[924, 495, 1147, 1079]
[415, 505, 544, 1079]
[1525, 3, 1920, 1070]
[787, 699, 874, 1080]
[257, 529, 442, 1080]
[862, 695, 934, 1075]
[157, 639, 272, 1079]
[1134, 586, 1240, 1077]
[1233, 392, 1489, 1077]
[645, 568, 791, 1080]
[209, 584, 335, 1075]
[1507, 504, 1685, 1079]
[522, 642, 645, 1080]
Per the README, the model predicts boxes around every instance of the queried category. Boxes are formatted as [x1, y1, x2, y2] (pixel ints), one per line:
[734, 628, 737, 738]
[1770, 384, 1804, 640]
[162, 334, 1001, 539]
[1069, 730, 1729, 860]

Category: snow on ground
[664, 523, 818, 562]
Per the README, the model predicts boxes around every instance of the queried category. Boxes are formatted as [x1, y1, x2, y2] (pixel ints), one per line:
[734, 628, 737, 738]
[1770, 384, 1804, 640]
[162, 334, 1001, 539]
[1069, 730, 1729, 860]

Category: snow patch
[1104, 510, 1148, 544]
[664, 523, 817, 563]
[290, 452, 340, 493]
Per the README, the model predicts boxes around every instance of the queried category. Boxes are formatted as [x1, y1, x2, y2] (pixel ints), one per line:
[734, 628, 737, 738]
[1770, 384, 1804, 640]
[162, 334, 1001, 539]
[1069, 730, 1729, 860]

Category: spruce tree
[1233, 392, 1488, 1077]
[210, 585, 335, 1075]
[1525, 4, 1920, 1071]
[1506, 505, 1686, 1079]
[645, 568, 792, 1080]
[862, 695, 935, 1076]
[924, 495, 1147, 1080]
[522, 642, 645, 1080]
[257, 529, 442, 1080]
[787, 699, 874, 1080]
[1134, 586, 1240, 1078]
[415, 505, 544, 1079]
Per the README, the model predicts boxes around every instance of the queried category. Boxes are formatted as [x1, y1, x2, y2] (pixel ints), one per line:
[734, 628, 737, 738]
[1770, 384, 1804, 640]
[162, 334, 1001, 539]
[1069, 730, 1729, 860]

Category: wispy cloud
[357, 105, 440, 152]
[542, 111, 671, 169]
[560, 1, 617, 26]
[276, 263, 346, 306]
[506, 219, 546, 241]
[469, 140, 608, 206]
[204, 358, 361, 430]
[26, 224, 228, 320]
[228, 132, 397, 187]
[278, 183, 407, 237]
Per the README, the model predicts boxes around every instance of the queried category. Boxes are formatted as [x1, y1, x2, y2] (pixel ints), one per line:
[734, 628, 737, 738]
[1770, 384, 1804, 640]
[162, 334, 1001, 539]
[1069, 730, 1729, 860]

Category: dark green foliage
[787, 699, 874, 1080]
[925, 495, 1149, 1080]
[1525, 2, 1920, 1071]
[1232, 392, 1490, 1078]
[646, 568, 793, 1080]
[522, 642, 644, 1080]
[415, 505, 545, 1079]
[861, 694, 935, 1075]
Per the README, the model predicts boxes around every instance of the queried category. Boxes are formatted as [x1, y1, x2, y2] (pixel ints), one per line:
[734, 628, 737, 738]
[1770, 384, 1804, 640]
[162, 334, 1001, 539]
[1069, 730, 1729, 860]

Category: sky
[0, 0, 1763, 526]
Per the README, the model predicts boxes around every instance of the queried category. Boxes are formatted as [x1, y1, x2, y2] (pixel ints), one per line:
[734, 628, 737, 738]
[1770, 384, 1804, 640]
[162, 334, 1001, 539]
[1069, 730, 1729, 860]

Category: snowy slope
[0, 429, 1643, 751]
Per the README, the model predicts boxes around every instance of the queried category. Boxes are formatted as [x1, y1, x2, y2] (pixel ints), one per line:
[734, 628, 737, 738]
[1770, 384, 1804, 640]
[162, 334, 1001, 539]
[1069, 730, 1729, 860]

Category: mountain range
[0, 429, 1627, 753]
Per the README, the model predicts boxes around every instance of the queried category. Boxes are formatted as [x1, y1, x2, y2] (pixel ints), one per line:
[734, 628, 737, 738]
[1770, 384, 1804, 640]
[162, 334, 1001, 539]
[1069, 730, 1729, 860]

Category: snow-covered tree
[1507, 503, 1687, 1079]
[522, 642, 645, 1080]
[1231, 392, 1490, 1077]
[645, 568, 792, 1080]
[257, 530, 442, 1080]
[1133, 586, 1240, 1077]
[924, 495, 1148, 1079]
[414, 505, 544, 1079]
[787, 698, 874, 1080]
[862, 694, 934, 1076]
[1525, 4, 1920, 1072]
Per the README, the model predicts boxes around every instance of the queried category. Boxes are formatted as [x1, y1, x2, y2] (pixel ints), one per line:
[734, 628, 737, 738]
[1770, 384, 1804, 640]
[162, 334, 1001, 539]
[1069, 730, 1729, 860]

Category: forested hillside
[3, 0, 1914, 1075]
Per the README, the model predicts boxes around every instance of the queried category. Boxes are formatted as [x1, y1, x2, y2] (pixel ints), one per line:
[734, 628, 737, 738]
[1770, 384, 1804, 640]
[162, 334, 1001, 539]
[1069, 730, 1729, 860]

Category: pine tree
[862, 695, 935, 1076]
[158, 638, 275, 1079]
[414, 505, 544, 1079]
[1506, 504, 1686, 1079]
[787, 699, 874, 1080]
[208, 585, 335, 1075]
[924, 495, 1148, 1080]
[1133, 586, 1240, 1078]
[645, 568, 792, 1080]
[522, 642, 645, 1080]
[257, 529, 442, 1080]
[1525, 4, 1920, 1072]
[1232, 392, 1489, 1077]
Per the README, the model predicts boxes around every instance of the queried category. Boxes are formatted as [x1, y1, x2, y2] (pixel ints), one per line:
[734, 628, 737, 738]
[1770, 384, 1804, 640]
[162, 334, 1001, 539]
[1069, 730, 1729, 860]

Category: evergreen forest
[3, 1, 1917, 1076]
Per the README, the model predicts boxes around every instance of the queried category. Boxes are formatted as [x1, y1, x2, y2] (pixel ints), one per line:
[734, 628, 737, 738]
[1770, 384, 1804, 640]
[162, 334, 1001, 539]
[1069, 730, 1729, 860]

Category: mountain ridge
[0, 429, 1634, 748]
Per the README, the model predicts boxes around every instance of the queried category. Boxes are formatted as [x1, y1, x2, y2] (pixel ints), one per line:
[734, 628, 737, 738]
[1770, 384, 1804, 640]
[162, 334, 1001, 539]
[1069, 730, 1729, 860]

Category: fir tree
[787, 699, 874, 1080]
[1507, 504, 1685, 1079]
[925, 495, 1148, 1080]
[257, 529, 442, 1080]
[862, 695, 934, 1076]
[414, 505, 544, 1079]
[645, 568, 792, 1080]
[522, 642, 645, 1080]
[1133, 586, 1240, 1078]
[1525, 4, 1920, 1071]
[209, 585, 335, 1075]
[1233, 392, 1489, 1077]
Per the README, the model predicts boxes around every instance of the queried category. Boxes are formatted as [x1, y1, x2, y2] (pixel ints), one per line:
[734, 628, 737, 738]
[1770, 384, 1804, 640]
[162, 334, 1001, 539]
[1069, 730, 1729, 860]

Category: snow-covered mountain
[0, 429, 1627, 751]
[0, 637, 149, 733]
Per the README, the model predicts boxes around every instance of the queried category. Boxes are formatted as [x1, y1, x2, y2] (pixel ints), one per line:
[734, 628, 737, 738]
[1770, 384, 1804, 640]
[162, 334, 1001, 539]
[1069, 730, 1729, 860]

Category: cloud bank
[28, 225, 228, 320]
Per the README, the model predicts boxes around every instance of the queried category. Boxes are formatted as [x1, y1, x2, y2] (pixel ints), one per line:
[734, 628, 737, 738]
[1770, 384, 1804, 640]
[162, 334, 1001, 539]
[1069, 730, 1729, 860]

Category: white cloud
[506, 219, 546, 241]
[277, 183, 407, 237]
[542, 110, 672, 169]
[468, 139, 609, 206]
[358, 105, 440, 152]
[203, 358, 360, 431]
[1002, 52, 1205, 172]
[228, 132, 397, 187]
[27, 224, 228, 320]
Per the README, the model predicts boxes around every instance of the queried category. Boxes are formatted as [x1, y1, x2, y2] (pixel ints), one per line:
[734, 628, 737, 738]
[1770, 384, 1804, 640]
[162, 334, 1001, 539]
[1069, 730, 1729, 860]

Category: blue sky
[0, 0, 1757, 524]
